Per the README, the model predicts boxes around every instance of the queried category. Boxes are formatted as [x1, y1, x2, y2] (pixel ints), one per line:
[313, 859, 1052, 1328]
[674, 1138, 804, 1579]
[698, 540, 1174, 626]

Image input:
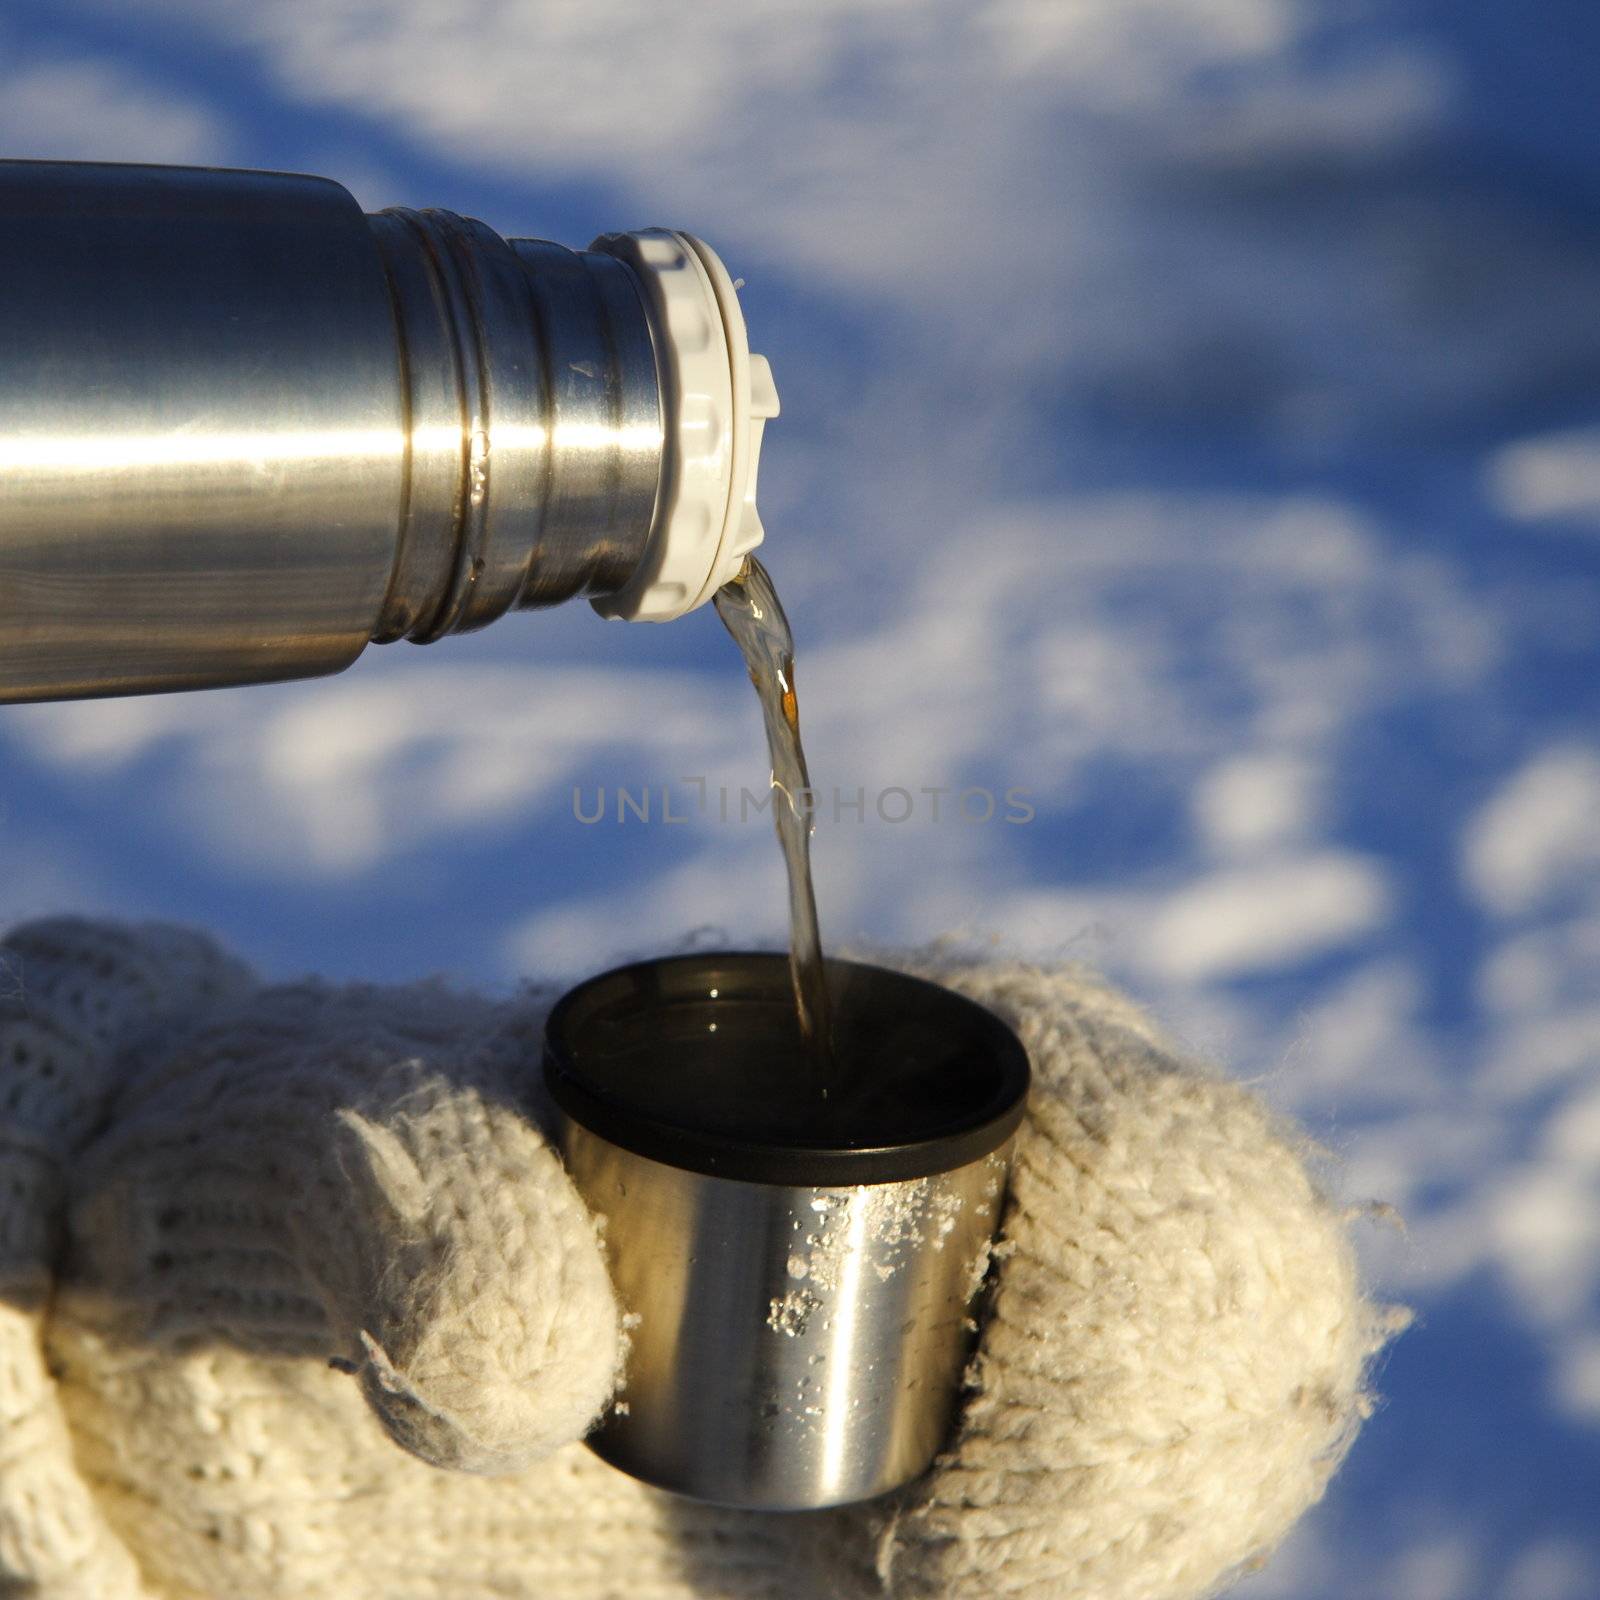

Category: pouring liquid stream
[714, 555, 837, 1089]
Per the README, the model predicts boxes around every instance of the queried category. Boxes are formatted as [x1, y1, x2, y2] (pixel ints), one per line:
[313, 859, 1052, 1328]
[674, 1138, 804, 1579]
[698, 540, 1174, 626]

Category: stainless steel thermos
[0, 160, 777, 703]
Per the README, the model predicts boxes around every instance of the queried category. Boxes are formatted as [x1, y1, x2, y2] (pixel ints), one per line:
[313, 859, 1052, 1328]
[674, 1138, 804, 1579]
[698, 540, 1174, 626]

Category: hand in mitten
[0, 918, 1402, 1600]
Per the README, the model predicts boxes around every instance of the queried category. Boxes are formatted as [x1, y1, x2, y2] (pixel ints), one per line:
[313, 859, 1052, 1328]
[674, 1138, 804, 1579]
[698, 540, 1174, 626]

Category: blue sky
[2, 3, 1599, 1594]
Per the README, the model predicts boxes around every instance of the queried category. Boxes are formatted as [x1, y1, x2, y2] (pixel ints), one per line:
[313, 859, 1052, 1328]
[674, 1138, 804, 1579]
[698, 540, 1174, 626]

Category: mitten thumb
[308, 1065, 621, 1475]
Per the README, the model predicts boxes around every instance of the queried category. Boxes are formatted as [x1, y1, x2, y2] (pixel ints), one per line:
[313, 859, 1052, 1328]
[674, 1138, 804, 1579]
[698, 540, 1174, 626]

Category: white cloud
[1478, 913, 1600, 1018]
[506, 851, 772, 980]
[973, 0, 1297, 91]
[1381, 1535, 1481, 1600]
[107, 0, 1328, 237]
[1461, 745, 1600, 917]
[1174, 45, 1451, 163]
[1486, 1161, 1600, 1327]
[0, 57, 227, 164]
[1192, 751, 1323, 856]
[1503, 1539, 1600, 1600]
[1547, 1079, 1600, 1167]
[1271, 959, 1442, 1109]
[1480, 1008, 1600, 1106]
[1140, 852, 1392, 983]
[979, 885, 1152, 970]
[68, 0, 1550, 453]
[1553, 1337, 1600, 1426]
[1486, 425, 1600, 529]
[7, 662, 743, 875]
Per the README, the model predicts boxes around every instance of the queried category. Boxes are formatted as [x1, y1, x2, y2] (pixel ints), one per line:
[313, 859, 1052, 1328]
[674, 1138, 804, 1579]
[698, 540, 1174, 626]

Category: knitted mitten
[0, 918, 254, 1595]
[0, 917, 1402, 1600]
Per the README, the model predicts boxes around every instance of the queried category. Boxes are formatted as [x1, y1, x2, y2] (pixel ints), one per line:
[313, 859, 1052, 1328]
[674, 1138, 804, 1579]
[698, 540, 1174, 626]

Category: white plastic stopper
[589, 229, 779, 622]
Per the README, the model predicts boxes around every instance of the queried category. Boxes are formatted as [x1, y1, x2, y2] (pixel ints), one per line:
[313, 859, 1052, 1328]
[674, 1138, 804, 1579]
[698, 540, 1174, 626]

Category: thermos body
[1, 164, 408, 700]
[0, 162, 776, 704]
[558, 1117, 1013, 1510]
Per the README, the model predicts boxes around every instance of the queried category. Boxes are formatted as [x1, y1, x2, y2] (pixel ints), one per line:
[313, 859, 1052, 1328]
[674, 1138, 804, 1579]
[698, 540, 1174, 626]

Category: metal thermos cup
[0, 160, 776, 704]
[543, 952, 1030, 1511]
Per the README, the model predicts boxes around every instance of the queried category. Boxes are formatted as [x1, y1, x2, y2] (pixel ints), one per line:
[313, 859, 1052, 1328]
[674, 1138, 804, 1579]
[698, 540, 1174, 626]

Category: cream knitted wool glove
[0, 917, 1401, 1600]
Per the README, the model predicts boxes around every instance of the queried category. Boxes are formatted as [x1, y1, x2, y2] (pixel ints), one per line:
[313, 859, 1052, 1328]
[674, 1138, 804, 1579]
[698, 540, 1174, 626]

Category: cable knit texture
[0, 917, 1405, 1599]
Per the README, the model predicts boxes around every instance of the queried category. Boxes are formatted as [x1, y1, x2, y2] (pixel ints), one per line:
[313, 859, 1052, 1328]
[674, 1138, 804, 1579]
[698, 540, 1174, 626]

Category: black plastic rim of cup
[542, 951, 1031, 1186]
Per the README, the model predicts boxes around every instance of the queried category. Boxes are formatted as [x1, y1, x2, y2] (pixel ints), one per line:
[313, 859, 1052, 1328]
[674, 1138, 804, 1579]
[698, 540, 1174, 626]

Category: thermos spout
[0, 161, 777, 704]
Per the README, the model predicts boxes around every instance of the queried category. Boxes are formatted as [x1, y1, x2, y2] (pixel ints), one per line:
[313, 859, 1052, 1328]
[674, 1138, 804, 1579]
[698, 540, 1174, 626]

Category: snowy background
[2, 3, 1599, 1593]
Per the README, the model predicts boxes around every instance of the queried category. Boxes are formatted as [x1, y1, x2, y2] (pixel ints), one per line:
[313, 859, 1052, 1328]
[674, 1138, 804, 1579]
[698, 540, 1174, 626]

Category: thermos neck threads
[367, 209, 665, 645]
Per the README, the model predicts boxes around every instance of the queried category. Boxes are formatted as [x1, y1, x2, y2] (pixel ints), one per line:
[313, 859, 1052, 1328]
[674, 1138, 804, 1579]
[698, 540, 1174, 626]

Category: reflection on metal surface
[819, 1189, 873, 1491]
[559, 1117, 1013, 1511]
[0, 430, 404, 474]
